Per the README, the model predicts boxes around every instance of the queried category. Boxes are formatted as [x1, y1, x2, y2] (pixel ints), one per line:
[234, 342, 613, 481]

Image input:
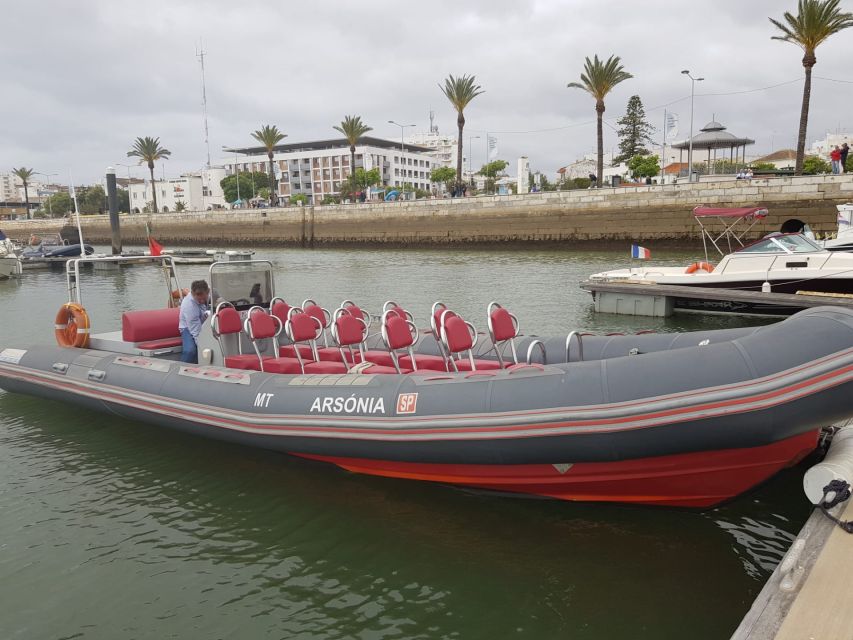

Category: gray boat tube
[1, 306, 853, 468]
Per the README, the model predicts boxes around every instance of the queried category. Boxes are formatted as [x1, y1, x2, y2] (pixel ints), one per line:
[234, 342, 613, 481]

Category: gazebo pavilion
[672, 119, 755, 175]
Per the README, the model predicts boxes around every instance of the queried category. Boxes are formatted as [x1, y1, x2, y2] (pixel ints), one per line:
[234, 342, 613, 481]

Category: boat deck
[731, 419, 853, 639]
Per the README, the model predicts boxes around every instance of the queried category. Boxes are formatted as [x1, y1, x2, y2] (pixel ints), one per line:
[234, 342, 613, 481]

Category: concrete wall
[6, 175, 852, 247]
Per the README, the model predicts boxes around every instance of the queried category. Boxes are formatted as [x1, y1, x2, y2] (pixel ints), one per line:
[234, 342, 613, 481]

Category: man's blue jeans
[180, 328, 198, 363]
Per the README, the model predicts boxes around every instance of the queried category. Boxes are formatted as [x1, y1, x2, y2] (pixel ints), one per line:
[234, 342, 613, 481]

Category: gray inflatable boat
[1, 256, 852, 508]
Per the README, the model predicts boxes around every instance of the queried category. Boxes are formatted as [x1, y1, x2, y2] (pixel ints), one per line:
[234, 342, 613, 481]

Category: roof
[754, 149, 797, 162]
[225, 136, 432, 156]
[672, 118, 755, 150]
[663, 162, 689, 175]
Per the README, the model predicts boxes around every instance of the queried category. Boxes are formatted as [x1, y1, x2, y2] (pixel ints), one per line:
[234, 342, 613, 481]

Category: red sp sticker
[396, 393, 418, 414]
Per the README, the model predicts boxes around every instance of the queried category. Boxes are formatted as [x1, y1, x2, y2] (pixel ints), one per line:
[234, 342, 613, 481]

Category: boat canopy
[693, 206, 768, 219]
[692, 206, 771, 260]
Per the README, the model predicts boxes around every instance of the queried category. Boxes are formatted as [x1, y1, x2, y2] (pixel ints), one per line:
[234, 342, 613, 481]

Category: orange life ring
[55, 303, 90, 348]
[171, 288, 190, 300]
[685, 261, 715, 274]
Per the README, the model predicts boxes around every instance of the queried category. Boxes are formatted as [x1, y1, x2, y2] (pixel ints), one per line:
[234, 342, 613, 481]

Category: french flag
[631, 244, 651, 260]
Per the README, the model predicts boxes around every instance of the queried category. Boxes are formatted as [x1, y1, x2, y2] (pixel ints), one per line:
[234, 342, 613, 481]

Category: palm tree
[127, 137, 171, 213]
[251, 125, 287, 205]
[440, 74, 484, 192]
[567, 55, 633, 187]
[12, 167, 35, 220]
[333, 116, 373, 187]
[770, 0, 853, 174]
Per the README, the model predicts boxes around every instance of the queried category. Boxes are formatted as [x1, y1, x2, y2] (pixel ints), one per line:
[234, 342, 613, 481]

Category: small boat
[0, 229, 22, 279]
[781, 203, 853, 252]
[21, 233, 94, 259]
[588, 206, 853, 316]
[1, 255, 852, 508]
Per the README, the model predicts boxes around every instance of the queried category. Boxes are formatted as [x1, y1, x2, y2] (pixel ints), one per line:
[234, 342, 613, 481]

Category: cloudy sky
[2, 0, 852, 185]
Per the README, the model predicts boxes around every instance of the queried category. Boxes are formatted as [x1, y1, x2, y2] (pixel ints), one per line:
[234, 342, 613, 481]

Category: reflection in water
[0, 246, 809, 639]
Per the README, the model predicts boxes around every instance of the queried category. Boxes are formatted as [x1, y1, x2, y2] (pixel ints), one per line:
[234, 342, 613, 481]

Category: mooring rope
[819, 479, 853, 534]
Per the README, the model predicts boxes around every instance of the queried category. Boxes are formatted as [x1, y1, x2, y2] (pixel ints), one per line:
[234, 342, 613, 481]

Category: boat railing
[65, 254, 182, 307]
[565, 331, 585, 363]
[525, 339, 546, 365]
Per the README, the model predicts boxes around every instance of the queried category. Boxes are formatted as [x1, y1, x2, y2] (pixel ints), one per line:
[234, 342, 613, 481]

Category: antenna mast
[196, 41, 211, 167]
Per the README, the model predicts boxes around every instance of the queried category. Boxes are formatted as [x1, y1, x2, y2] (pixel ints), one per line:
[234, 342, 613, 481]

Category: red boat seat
[136, 337, 183, 350]
[439, 310, 500, 372]
[450, 358, 502, 371]
[487, 302, 522, 367]
[122, 307, 180, 343]
[399, 354, 449, 371]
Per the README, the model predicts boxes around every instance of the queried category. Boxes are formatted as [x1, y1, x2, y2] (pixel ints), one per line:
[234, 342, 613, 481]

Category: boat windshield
[735, 233, 823, 255]
[210, 264, 274, 309]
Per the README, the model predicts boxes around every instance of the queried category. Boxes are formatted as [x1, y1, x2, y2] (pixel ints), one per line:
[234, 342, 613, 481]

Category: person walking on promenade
[841, 143, 850, 174]
[831, 146, 842, 174]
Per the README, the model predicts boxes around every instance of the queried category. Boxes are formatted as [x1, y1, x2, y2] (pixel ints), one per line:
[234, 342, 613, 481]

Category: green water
[0, 246, 811, 639]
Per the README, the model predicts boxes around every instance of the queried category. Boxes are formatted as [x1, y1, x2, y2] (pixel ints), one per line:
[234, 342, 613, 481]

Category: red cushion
[136, 337, 183, 350]
[304, 361, 348, 374]
[490, 307, 517, 342]
[385, 315, 414, 350]
[399, 354, 448, 371]
[288, 313, 320, 342]
[303, 304, 329, 328]
[335, 314, 366, 347]
[263, 357, 305, 374]
[122, 307, 181, 342]
[443, 315, 473, 352]
[213, 307, 242, 336]
[451, 358, 502, 371]
[225, 354, 269, 371]
[362, 350, 395, 367]
[279, 344, 315, 359]
[316, 347, 355, 363]
[248, 311, 279, 340]
[270, 301, 291, 326]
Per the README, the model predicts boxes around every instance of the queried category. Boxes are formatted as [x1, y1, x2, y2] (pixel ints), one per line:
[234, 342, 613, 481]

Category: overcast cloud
[2, 0, 852, 185]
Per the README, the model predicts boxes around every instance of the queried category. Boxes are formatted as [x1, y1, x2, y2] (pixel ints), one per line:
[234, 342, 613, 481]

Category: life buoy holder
[685, 261, 715, 274]
[55, 303, 90, 348]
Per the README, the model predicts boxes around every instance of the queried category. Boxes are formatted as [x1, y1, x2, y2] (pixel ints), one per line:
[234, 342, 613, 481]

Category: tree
[12, 167, 34, 220]
[40, 191, 73, 217]
[250, 125, 286, 205]
[752, 161, 778, 171]
[440, 74, 485, 191]
[803, 155, 831, 174]
[430, 166, 456, 192]
[478, 159, 508, 194]
[333, 115, 372, 182]
[75, 185, 107, 214]
[290, 194, 309, 205]
[127, 136, 171, 212]
[220, 172, 267, 203]
[615, 95, 654, 163]
[770, 0, 853, 174]
[627, 154, 660, 179]
[568, 55, 633, 186]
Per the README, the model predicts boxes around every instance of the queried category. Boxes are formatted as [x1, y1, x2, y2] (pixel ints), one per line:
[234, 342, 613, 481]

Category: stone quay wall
[6, 175, 853, 247]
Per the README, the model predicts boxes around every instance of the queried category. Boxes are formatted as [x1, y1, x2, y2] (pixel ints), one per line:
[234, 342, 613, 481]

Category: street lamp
[468, 135, 481, 177]
[222, 145, 240, 206]
[388, 120, 416, 153]
[681, 70, 704, 183]
[34, 171, 57, 216]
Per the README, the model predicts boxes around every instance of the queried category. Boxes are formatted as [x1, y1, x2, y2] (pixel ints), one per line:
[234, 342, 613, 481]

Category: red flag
[148, 237, 163, 257]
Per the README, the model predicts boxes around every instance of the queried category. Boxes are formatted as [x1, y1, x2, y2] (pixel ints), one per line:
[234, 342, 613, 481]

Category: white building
[222, 137, 437, 203]
[0, 173, 20, 202]
[405, 129, 459, 170]
[129, 167, 227, 213]
[809, 133, 852, 158]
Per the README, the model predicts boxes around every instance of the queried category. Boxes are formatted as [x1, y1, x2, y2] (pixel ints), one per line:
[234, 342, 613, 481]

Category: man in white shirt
[178, 280, 211, 363]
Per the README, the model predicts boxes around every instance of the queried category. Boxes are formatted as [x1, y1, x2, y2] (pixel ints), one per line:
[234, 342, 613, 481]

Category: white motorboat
[0, 230, 22, 279]
[588, 206, 853, 315]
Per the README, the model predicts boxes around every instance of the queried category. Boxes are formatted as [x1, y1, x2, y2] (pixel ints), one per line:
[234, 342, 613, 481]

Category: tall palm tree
[12, 167, 35, 220]
[251, 125, 287, 205]
[440, 74, 484, 191]
[333, 116, 373, 186]
[127, 137, 171, 213]
[567, 55, 633, 187]
[770, 0, 853, 174]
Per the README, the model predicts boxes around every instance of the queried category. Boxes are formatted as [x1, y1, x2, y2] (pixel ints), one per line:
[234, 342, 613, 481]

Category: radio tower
[196, 41, 211, 167]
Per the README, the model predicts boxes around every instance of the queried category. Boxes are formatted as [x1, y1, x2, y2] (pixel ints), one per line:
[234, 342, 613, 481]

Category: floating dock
[731, 420, 853, 639]
[581, 281, 853, 317]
